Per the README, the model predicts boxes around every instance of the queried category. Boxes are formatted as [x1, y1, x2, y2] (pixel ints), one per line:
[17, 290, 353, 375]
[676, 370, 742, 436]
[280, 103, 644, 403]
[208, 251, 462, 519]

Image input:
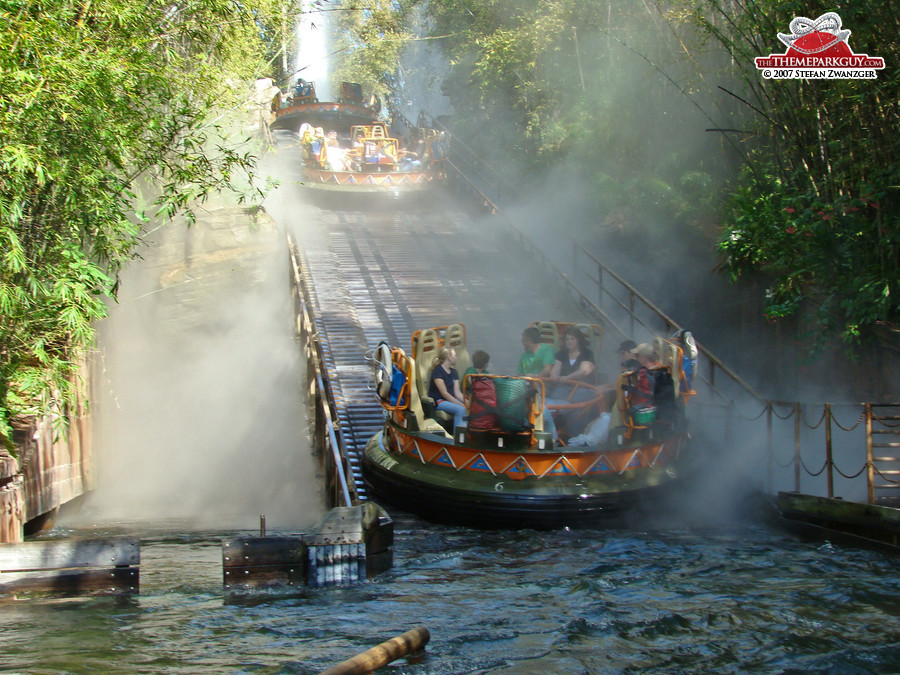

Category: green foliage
[328, 0, 899, 348]
[329, 0, 414, 107]
[677, 0, 900, 343]
[414, 0, 733, 224]
[330, 0, 899, 349]
[0, 0, 297, 451]
[720, 162, 899, 344]
[411, 0, 900, 345]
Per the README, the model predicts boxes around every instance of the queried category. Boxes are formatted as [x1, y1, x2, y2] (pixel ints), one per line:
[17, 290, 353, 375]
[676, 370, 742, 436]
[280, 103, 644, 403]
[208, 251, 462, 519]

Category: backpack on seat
[388, 364, 407, 406]
[467, 377, 498, 430]
[652, 368, 677, 425]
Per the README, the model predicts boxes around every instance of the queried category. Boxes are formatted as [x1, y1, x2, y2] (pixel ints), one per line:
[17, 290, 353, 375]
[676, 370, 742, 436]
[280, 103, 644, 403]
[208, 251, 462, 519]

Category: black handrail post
[597, 263, 604, 311]
[824, 403, 833, 498]
[793, 402, 801, 493]
[573, 242, 578, 281]
[766, 401, 773, 495]
[628, 292, 635, 337]
[865, 403, 874, 504]
[725, 400, 734, 447]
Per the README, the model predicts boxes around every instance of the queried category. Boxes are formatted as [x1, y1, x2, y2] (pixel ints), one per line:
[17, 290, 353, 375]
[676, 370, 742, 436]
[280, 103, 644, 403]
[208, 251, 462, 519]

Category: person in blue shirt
[428, 346, 466, 430]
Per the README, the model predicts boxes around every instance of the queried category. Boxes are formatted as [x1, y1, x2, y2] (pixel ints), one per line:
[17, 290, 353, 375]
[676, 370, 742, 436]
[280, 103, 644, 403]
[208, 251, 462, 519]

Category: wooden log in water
[0, 537, 140, 595]
[319, 626, 431, 675]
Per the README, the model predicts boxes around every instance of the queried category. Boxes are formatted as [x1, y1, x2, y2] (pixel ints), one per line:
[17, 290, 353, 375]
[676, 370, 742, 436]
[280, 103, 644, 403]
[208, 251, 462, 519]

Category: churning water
[3, 520, 899, 673]
[9, 153, 897, 674]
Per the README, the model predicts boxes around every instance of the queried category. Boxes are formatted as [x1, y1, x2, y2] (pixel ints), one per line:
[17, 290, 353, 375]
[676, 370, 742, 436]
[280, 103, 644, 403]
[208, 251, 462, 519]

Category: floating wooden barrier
[222, 537, 308, 589]
[0, 537, 139, 595]
[319, 626, 431, 675]
[223, 503, 393, 591]
[778, 491, 900, 550]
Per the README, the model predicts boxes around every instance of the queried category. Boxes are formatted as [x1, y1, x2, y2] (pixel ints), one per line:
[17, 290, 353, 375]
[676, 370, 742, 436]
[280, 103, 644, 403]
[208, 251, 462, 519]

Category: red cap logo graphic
[756, 12, 885, 79]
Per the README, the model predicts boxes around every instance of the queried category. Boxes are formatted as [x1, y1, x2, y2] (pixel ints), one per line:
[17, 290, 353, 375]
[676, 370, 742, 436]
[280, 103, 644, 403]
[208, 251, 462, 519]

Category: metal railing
[281, 110, 899, 508]
[288, 232, 355, 509]
[442, 157, 900, 506]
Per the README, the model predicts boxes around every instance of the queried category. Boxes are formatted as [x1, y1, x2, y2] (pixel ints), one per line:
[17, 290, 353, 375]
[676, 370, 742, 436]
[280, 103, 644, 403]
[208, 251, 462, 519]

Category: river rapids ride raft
[270, 80, 376, 133]
[271, 79, 446, 193]
[298, 120, 447, 193]
[362, 322, 695, 529]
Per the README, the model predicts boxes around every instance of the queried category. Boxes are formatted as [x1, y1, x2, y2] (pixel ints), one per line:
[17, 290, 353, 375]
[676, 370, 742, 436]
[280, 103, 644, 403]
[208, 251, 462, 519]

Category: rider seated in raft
[428, 346, 466, 431]
[547, 326, 597, 437]
[548, 326, 596, 397]
[518, 327, 554, 378]
[628, 342, 678, 429]
[628, 343, 660, 409]
[463, 350, 490, 394]
[398, 146, 421, 171]
[517, 327, 557, 441]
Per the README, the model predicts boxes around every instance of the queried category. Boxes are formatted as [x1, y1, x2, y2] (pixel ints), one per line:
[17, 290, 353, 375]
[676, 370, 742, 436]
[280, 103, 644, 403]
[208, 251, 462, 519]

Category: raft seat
[607, 397, 625, 432]
[404, 356, 448, 435]
[535, 321, 559, 350]
[444, 323, 470, 378]
[654, 337, 684, 398]
[411, 324, 472, 431]
[413, 328, 439, 395]
[656, 336, 697, 404]
[412, 327, 455, 428]
[575, 324, 603, 368]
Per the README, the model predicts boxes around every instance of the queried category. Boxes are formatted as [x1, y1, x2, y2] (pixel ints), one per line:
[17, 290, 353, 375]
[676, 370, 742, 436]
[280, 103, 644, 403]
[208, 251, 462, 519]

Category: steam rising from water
[397, 5, 454, 123]
[69, 198, 325, 531]
[409, 10, 898, 402]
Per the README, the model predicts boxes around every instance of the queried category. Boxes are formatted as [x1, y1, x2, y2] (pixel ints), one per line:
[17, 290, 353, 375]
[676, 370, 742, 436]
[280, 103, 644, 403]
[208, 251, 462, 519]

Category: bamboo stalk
[319, 626, 430, 675]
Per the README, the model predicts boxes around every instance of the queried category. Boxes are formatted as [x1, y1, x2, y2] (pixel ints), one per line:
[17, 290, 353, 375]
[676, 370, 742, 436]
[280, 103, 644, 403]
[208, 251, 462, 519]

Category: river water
[3, 517, 900, 673]
[7, 166, 897, 672]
